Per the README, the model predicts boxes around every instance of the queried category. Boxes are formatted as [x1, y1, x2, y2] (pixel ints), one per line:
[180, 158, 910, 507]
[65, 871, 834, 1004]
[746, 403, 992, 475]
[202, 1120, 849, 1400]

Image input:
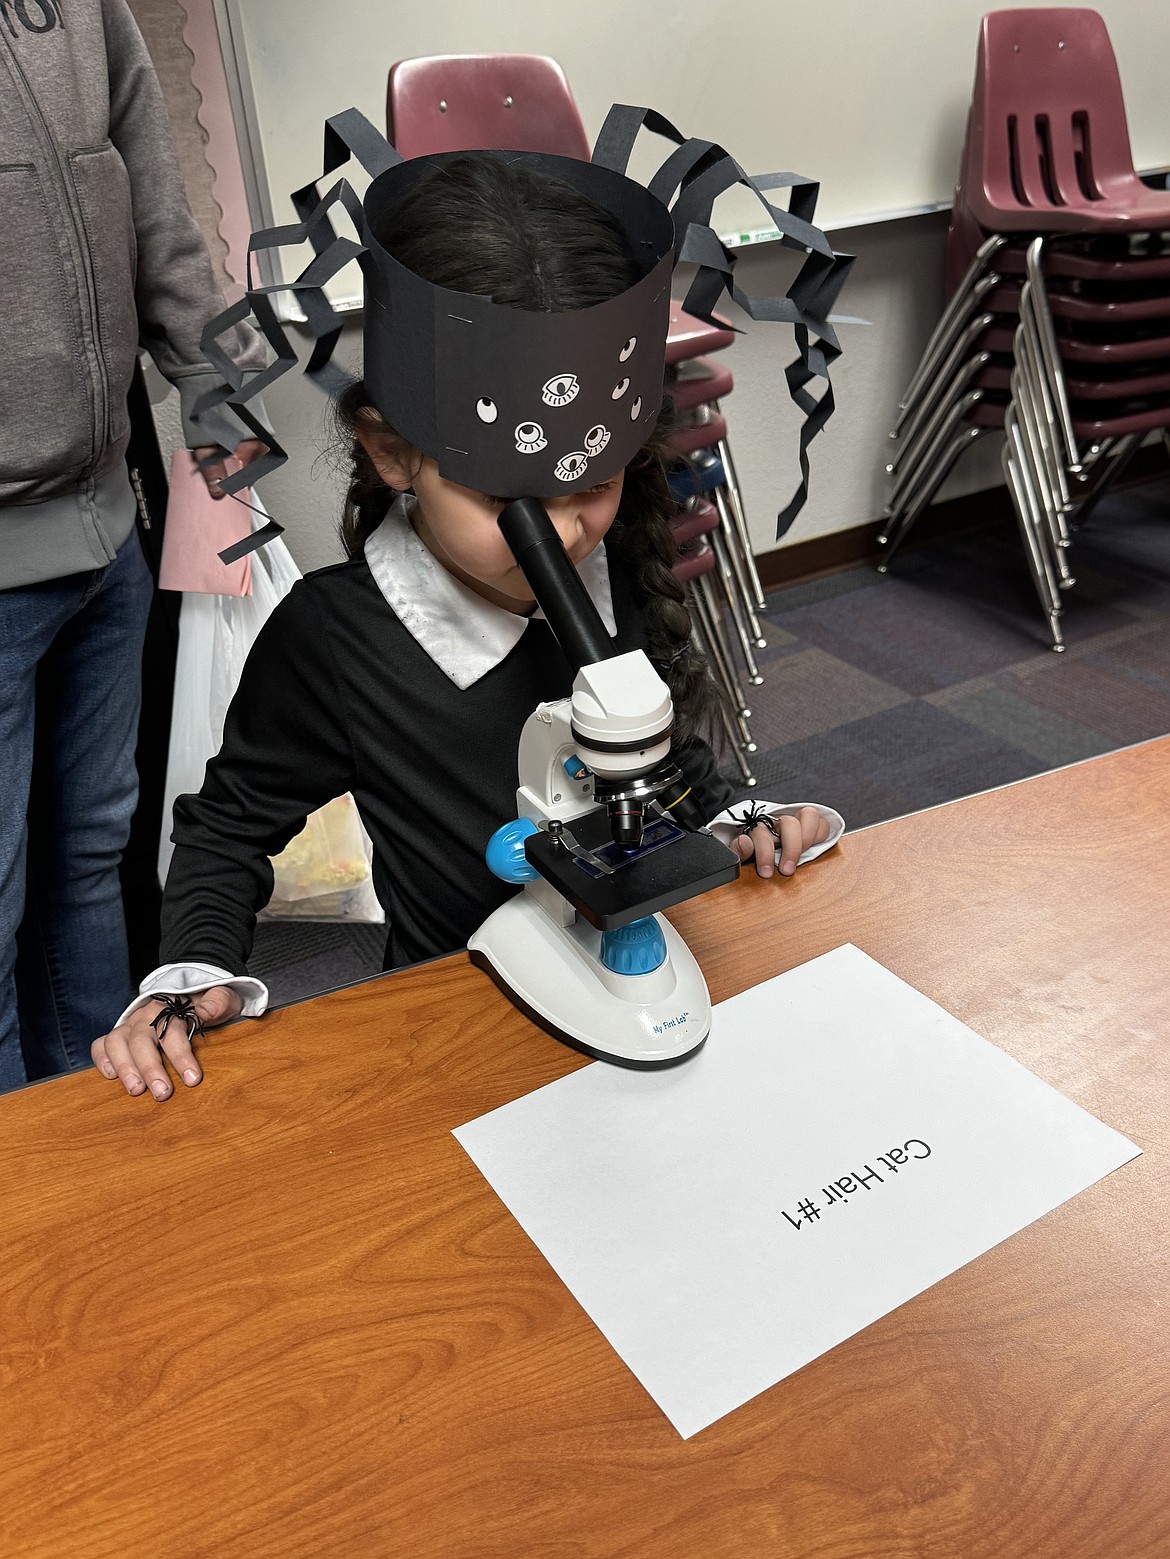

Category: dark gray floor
[251, 477, 1170, 1007]
[249, 919, 387, 1010]
[749, 479, 1170, 825]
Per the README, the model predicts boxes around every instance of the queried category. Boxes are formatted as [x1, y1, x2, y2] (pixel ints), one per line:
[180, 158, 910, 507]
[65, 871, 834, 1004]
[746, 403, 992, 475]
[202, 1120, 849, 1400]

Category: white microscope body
[468, 649, 716, 1067]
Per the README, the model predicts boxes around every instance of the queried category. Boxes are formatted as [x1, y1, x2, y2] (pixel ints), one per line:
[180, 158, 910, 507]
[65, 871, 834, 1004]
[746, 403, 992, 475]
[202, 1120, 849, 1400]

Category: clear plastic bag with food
[261, 793, 383, 922]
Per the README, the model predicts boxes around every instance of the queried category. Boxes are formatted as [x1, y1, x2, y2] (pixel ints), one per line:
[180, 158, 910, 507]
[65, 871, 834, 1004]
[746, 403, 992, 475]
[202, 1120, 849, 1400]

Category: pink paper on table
[159, 450, 253, 596]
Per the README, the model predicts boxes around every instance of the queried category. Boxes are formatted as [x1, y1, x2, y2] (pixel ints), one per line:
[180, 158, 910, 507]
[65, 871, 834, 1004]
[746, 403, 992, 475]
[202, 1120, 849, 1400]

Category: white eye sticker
[611, 377, 630, 401]
[554, 451, 589, 484]
[476, 398, 498, 424]
[514, 421, 547, 454]
[542, 374, 580, 407]
[619, 336, 637, 362]
[584, 424, 611, 456]
[630, 396, 642, 421]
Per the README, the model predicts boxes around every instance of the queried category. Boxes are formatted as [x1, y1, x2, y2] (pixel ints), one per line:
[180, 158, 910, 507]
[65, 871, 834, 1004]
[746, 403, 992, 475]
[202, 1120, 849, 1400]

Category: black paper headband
[197, 105, 853, 558]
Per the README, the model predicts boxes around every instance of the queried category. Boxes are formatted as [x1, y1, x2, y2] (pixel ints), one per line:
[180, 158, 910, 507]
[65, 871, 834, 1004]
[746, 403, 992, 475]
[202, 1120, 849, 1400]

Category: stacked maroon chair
[386, 53, 759, 777]
[879, 9, 1170, 652]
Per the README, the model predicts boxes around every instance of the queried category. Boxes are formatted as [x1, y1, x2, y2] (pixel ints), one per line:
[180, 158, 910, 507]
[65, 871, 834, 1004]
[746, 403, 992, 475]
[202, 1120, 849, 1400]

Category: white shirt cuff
[706, 800, 845, 866]
[116, 962, 270, 1029]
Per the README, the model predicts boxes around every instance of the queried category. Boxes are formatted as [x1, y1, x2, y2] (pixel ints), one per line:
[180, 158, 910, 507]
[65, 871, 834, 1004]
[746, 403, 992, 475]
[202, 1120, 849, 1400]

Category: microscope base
[468, 893, 710, 1068]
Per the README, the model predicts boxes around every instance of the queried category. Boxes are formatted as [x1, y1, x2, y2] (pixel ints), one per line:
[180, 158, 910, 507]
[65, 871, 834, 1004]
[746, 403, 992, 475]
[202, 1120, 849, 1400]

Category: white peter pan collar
[363, 494, 617, 690]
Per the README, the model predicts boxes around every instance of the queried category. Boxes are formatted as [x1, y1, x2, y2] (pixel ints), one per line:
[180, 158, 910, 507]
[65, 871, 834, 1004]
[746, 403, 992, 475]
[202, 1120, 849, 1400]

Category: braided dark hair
[332, 154, 725, 744]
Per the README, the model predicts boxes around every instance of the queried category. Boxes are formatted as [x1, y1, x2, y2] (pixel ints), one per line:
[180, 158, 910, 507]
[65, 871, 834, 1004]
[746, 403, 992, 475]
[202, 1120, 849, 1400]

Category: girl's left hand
[733, 806, 831, 880]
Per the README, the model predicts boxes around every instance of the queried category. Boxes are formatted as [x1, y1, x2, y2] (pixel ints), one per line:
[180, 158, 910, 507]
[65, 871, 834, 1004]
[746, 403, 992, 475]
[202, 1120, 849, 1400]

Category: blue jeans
[0, 528, 153, 1089]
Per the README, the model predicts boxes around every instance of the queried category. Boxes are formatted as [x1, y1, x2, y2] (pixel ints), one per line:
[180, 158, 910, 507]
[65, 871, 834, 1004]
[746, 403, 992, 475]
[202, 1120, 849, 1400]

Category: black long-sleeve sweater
[162, 545, 734, 974]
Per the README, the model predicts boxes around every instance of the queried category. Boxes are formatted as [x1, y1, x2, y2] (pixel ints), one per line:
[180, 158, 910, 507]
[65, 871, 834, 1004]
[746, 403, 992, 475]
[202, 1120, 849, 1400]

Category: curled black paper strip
[593, 105, 852, 537]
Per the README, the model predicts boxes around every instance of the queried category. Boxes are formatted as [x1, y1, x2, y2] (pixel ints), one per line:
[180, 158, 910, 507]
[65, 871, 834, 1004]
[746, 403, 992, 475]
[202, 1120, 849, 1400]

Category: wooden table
[1, 740, 1166, 1559]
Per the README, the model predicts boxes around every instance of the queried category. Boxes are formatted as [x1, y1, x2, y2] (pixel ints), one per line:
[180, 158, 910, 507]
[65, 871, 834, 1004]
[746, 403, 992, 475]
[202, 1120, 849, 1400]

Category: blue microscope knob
[485, 818, 540, 883]
[599, 916, 667, 975]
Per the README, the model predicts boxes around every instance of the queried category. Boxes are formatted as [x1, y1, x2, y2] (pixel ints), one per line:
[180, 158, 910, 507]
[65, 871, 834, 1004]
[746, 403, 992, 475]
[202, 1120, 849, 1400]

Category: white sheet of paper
[454, 944, 1140, 1439]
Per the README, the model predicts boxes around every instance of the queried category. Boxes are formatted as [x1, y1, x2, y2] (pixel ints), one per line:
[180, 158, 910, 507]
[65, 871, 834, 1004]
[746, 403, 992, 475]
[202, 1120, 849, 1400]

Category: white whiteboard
[223, 0, 1170, 264]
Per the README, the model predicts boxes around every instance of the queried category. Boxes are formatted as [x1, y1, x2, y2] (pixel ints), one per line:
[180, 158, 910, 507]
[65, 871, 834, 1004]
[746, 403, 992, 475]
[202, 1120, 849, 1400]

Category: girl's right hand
[92, 986, 243, 1101]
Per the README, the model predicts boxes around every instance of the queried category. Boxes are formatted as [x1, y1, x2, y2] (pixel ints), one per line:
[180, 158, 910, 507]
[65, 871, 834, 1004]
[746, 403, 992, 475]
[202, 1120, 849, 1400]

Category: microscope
[469, 498, 740, 1068]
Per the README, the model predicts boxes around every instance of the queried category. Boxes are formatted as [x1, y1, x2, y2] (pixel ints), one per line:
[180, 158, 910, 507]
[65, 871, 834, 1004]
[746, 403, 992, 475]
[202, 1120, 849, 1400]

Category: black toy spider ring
[734, 802, 780, 841]
[149, 994, 206, 1044]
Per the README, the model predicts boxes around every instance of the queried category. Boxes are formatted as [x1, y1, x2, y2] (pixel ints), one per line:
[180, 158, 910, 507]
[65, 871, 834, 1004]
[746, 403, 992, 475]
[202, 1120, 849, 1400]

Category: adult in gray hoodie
[0, 0, 265, 1087]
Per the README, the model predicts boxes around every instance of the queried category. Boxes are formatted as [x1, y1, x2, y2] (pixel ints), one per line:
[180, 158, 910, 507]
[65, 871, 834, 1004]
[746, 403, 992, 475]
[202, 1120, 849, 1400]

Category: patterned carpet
[251, 476, 1170, 1005]
[750, 476, 1170, 827]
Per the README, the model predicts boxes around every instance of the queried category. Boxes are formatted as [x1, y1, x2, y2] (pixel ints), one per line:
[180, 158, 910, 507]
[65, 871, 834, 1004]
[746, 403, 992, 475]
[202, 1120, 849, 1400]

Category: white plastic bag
[261, 792, 377, 920]
[159, 496, 384, 922]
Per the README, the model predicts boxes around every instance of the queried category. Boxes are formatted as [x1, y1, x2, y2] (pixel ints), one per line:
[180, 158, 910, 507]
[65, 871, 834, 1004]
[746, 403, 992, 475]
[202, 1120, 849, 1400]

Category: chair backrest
[386, 54, 591, 161]
[960, 8, 1136, 223]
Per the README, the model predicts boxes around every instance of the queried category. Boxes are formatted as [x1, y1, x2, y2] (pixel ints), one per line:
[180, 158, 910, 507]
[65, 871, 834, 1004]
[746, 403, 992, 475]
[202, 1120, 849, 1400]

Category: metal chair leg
[895, 238, 1007, 418]
[724, 733, 758, 787]
[712, 484, 766, 646]
[1007, 405, 1065, 614]
[710, 529, 763, 683]
[1070, 432, 1145, 530]
[713, 431, 767, 613]
[1004, 407, 1065, 651]
[689, 611, 756, 753]
[888, 388, 987, 513]
[692, 612, 757, 786]
[1016, 293, 1072, 515]
[1078, 440, 1112, 473]
[888, 325, 993, 469]
[693, 572, 751, 718]
[895, 273, 1003, 428]
[1010, 365, 1075, 587]
[687, 593, 755, 752]
[1024, 237, 1081, 474]
[878, 425, 987, 570]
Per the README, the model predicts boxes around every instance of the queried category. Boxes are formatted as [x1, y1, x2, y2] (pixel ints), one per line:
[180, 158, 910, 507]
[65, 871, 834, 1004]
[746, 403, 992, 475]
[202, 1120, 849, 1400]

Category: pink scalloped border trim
[179, 0, 251, 300]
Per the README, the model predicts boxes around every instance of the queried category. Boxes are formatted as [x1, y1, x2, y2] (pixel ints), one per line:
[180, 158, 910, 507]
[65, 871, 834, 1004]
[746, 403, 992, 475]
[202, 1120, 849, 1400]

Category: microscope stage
[525, 812, 740, 930]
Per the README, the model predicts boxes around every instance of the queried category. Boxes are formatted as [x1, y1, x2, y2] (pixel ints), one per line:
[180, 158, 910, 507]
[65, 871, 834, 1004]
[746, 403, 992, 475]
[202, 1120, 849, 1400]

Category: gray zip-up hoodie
[0, 0, 263, 585]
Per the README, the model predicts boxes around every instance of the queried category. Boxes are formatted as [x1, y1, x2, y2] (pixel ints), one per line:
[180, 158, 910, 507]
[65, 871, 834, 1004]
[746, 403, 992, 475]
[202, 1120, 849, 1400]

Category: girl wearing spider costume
[92, 115, 847, 1100]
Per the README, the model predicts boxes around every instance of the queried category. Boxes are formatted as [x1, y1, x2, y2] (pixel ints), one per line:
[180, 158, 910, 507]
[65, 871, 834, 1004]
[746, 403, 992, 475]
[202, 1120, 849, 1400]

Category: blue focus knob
[600, 917, 667, 976]
[485, 818, 540, 883]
